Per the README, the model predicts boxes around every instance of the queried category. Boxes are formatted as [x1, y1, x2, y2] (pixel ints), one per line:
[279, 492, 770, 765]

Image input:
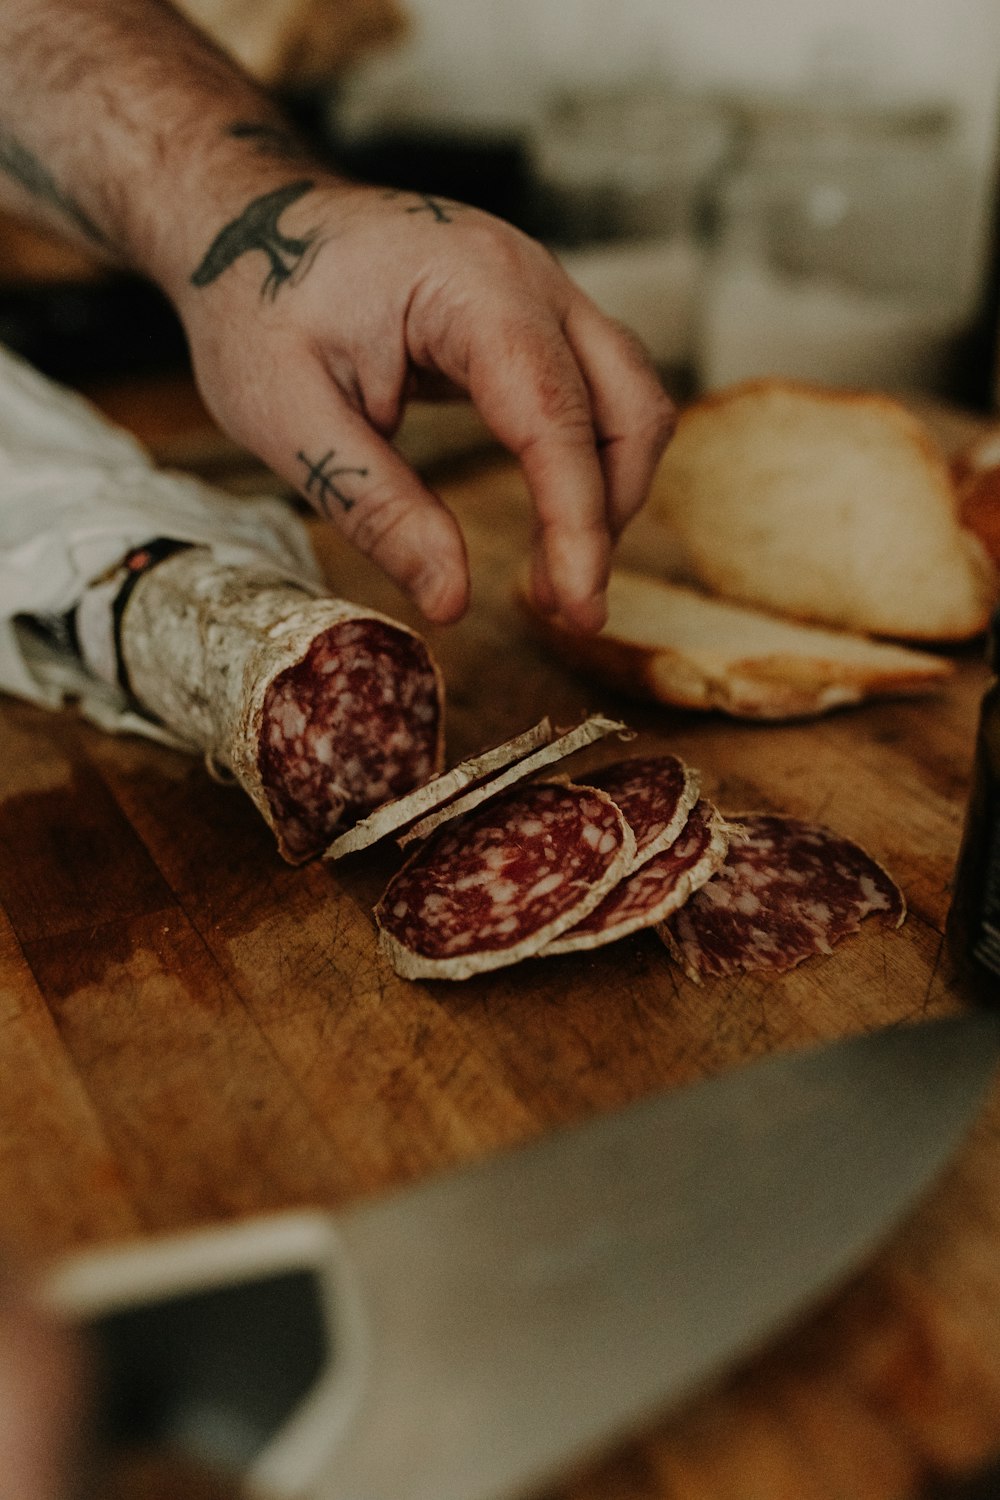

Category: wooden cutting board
[2, 382, 1000, 1498]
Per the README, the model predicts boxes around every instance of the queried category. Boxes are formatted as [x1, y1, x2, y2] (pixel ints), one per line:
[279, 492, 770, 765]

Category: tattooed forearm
[382, 189, 459, 224]
[190, 179, 323, 300]
[0, 128, 109, 247]
[296, 448, 368, 515]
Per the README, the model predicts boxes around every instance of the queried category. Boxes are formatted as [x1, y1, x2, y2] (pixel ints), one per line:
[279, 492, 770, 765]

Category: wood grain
[2, 380, 999, 1498]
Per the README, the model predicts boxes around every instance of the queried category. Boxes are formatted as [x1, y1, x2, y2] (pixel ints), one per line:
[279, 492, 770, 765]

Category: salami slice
[325, 717, 555, 860]
[396, 715, 628, 848]
[582, 754, 700, 871]
[375, 781, 636, 981]
[542, 799, 730, 955]
[660, 813, 906, 981]
[119, 547, 445, 863]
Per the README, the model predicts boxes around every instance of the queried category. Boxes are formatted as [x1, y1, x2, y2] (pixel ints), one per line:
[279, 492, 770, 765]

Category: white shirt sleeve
[0, 343, 322, 738]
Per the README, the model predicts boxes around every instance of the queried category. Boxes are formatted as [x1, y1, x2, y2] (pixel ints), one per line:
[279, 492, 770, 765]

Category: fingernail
[570, 592, 608, 634]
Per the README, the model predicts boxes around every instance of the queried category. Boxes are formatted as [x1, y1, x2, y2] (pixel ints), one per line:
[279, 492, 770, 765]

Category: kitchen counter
[2, 376, 1000, 1498]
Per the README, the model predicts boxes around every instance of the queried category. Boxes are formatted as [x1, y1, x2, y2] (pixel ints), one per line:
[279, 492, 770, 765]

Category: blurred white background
[332, 0, 1000, 401]
[339, 0, 1000, 152]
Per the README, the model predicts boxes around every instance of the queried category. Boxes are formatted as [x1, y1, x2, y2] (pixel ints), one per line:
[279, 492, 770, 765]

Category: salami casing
[582, 754, 700, 871]
[660, 812, 905, 980]
[119, 548, 445, 862]
[396, 715, 628, 848]
[325, 717, 555, 860]
[375, 781, 636, 980]
[543, 798, 729, 955]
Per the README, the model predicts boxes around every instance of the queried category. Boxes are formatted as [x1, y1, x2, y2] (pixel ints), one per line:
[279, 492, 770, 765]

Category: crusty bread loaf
[647, 380, 997, 642]
[520, 568, 952, 721]
[954, 427, 1000, 568]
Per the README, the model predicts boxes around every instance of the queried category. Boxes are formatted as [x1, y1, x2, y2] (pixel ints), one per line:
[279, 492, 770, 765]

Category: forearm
[0, 0, 674, 634]
[0, 0, 338, 288]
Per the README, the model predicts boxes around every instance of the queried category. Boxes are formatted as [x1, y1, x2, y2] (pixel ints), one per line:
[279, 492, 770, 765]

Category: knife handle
[42, 1212, 369, 1498]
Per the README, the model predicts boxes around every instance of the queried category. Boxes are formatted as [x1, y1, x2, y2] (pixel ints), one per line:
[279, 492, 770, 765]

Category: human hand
[0, 1271, 84, 1500]
[170, 179, 675, 631]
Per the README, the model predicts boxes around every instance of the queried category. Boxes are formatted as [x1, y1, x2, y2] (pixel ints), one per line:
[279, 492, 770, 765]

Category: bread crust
[519, 570, 952, 722]
[955, 426, 1000, 568]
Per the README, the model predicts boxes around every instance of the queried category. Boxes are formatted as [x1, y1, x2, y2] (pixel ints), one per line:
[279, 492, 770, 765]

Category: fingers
[0, 1273, 86, 1500]
[441, 273, 674, 633]
[462, 309, 612, 633]
[563, 298, 677, 539]
[257, 359, 470, 624]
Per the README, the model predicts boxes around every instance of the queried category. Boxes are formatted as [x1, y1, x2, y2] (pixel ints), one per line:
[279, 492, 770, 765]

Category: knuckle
[343, 484, 399, 552]
[344, 482, 415, 561]
[608, 316, 658, 368]
[532, 379, 594, 437]
[511, 338, 593, 436]
[459, 210, 532, 270]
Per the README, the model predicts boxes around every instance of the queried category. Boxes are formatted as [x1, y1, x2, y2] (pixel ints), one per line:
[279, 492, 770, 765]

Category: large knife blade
[45, 1014, 1000, 1500]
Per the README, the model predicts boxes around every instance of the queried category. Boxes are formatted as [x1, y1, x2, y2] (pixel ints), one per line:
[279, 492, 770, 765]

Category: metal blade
[300, 1014, 1000, 1500]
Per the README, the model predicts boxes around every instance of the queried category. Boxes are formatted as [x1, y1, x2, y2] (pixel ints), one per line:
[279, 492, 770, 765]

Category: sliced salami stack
[580, 754, 701, 865]
[119, 547, 445, 863]
[660, 813, 906, 981]
[367, 732, 907, 983]
[541, 798, 729, 956]
[374, 781, 636, 980]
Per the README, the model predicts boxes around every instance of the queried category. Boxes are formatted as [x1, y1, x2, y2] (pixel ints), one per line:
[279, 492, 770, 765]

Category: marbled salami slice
[396, 715, 628, 848]
[583, 754, 700, 871]
[120, 547, 444, 863]
[375, 781, 636, 981]
[542, 799, 729, 955]
[660, 813, 906, 981]
[325, 717, 555, 860]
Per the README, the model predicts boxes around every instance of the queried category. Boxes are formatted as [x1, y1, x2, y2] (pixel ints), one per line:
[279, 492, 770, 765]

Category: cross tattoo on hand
[296, 449, 369, 515]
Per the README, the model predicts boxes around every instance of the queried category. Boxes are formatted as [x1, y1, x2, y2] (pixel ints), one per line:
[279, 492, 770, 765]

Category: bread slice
[520, 568, 952, 721]
[647, 380, 996, 641]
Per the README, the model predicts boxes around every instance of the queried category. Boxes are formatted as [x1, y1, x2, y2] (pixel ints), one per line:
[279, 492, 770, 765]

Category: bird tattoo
[190, 180, 322, 300]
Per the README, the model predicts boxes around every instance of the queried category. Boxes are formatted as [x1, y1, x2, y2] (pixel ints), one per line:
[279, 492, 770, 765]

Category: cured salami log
[582, 754, 700, 871]
[660, 813, 906, 981]
[375, 781, 636, 981]
[542, 798, 729, 956]
[119, 547, 445, 863]
[396, 715, 628, 848]
[325, 717, 555, 859]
